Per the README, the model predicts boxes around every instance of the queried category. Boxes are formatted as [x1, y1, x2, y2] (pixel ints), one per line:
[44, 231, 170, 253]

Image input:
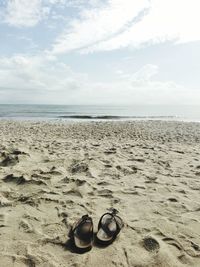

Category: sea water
[0, 104, 199, 122]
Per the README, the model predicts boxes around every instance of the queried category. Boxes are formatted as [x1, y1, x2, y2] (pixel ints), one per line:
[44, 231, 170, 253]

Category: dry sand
[0, 120, 200, 267]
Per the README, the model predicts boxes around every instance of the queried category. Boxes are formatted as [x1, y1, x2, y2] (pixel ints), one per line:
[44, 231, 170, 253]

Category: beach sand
[0, 120, 200, 267]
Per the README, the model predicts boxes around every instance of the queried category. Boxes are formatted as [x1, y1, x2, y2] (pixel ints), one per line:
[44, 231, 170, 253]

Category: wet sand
[0, 120, 200, 267]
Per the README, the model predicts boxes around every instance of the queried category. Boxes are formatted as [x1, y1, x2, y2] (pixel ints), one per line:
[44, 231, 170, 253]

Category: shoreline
[0, 117, 200, 124]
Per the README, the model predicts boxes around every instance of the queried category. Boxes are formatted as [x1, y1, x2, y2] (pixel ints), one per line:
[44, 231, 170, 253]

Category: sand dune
[0, 120, 200, 267]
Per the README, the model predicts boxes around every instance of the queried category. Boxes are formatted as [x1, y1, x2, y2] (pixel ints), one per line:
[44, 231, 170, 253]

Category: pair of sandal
[68, 209, 124, 252]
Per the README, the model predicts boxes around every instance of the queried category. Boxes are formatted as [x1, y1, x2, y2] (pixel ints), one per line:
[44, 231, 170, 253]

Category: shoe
[69, 214, 93, 251]
[96, 208, 124, 245]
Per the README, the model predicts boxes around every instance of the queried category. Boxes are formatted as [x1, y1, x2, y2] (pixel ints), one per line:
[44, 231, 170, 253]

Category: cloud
[0, 54, 87, 104]
[0, 56, 199, 105]
[3, 0, 50, 27]
[1, 0, 104, 28]
[131, 64, 158, 82]
[115, 64, 158, 81]
[51, 0, 200, 54]
[51, 0, 149, 54]
[86, 64, 200, 105]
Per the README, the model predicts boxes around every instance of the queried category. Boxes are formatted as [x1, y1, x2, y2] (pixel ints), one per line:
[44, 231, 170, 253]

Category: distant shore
[0, 120, 200, 267]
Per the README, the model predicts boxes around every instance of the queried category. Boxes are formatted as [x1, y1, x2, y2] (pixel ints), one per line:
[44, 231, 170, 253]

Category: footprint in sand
[0, 155, 19, 167]
[0, 194, 12, 207]
[3, 174, 28, 184]
[19, 219, 34, 233]
[97, 188, 113, 198]
[70, 161, 89, 174]
[116, 165, 137, 175]
[0, 213, 7, 227]
[143, 237, 160, 253]
[3, 174, 48, 186]
[104, 148, 116, 154]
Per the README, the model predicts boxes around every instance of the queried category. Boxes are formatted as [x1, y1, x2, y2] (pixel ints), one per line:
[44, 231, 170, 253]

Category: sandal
[69, 214, 93, 251]
[96, 208, 124, 245]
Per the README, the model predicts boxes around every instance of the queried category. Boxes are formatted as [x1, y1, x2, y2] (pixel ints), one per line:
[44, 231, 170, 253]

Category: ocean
[0, 104, 199, 122]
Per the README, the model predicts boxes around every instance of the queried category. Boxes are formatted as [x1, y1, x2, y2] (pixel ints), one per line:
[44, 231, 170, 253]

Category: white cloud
[3, 0, 50, 27]
[131, 64, 158, 82]
[51, 0, 149, 54]
[85, 64, 200, 105]
[0, 55, 86, 97]
[0, 57, 199, 105]
[0, 54, 92, 104]
[85, 0, 200, 53]
[51, 0, 200, 54]
[0, 1, 199, 105]
[115, 64, 158, 81]
[1, 0, 105, 28]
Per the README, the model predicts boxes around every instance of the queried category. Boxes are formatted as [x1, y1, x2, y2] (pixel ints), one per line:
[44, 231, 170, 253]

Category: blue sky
[0, 0, 200, 104]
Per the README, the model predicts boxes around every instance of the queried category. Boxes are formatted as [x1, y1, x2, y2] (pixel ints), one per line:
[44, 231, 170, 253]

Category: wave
[58, 115, 177, 120]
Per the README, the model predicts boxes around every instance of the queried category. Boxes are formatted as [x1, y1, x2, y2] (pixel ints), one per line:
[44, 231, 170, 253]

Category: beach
[0, 120, 200, 267]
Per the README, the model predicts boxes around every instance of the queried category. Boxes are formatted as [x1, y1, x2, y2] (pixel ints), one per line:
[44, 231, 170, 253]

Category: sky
[0, 0, 200, 105]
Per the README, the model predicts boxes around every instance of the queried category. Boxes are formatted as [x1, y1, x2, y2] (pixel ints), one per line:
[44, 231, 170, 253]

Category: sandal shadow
[64, 238, 92, 254]
[93, 233, 117, 248]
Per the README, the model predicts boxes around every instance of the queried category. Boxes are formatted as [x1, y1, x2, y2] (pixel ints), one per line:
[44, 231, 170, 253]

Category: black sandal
[69, 215, 93, 252]
[96, 208, 124, 245]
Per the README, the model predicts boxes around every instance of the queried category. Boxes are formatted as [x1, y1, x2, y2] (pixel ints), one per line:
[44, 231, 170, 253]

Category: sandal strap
[69, 215, 93, 241]
[98, 212, 123, 237]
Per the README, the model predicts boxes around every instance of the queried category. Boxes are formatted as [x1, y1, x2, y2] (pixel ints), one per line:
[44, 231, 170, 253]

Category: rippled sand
[0, 120, 200, 267]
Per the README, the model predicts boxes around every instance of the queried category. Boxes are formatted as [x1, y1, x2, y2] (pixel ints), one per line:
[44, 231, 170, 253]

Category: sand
[0, 120, 200, 267]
